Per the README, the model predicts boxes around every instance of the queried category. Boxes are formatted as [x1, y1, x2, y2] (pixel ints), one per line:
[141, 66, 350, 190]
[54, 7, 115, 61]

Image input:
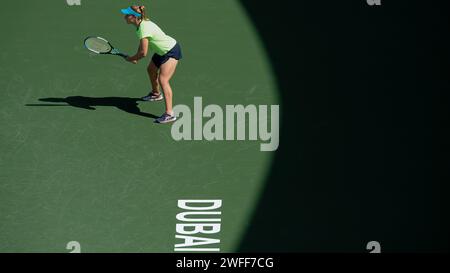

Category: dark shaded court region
[238, 0, 450, 252]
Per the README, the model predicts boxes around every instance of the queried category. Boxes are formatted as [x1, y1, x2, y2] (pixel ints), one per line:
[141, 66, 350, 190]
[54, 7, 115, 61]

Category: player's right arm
[126, 38, 149, 63]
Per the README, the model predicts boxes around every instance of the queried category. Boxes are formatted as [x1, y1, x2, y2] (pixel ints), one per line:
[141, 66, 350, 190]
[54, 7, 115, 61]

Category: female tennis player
[121, 5, 182, 124]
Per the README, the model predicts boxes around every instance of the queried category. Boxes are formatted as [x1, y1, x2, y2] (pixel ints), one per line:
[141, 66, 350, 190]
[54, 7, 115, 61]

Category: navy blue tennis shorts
[151, 43, 182, 68]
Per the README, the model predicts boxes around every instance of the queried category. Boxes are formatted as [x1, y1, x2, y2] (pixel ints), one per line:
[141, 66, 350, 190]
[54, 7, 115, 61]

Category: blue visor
[120, 7, 142, 17]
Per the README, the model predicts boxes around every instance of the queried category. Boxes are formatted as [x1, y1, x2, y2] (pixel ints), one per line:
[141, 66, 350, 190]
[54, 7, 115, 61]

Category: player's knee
[159, 76, 170, 86]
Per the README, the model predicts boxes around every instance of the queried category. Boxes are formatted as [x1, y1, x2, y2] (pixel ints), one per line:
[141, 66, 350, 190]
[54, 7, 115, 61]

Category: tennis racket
[83, 36, 129, 59]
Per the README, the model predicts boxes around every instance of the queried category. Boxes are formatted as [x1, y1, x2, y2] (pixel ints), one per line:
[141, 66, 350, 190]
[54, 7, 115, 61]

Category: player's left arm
[126, 38, 149, 63]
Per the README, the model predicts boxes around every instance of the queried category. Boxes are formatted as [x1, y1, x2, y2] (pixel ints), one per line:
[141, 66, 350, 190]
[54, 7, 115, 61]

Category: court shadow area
[26, 96, 159, 119]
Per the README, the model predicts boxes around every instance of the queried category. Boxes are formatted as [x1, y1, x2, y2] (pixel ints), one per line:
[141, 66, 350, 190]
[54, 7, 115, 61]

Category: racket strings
[84, 37, 111, 53]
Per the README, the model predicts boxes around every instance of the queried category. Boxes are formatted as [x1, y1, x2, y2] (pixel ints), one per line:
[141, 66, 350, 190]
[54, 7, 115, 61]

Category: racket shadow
[26, 96, 159, 119]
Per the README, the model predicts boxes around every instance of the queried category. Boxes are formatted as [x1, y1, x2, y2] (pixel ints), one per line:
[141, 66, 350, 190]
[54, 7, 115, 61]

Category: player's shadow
[26, 96, 159, 119]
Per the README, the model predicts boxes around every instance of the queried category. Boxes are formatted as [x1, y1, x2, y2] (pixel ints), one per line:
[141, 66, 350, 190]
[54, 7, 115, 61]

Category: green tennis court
[0, 0, 278, 252]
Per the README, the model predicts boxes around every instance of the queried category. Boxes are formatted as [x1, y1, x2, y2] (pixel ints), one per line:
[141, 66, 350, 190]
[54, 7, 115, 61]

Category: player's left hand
[126, 57, 137, 64]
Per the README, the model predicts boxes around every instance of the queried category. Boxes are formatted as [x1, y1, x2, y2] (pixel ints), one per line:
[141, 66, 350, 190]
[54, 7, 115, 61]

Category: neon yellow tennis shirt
[136, 20, 177, 56]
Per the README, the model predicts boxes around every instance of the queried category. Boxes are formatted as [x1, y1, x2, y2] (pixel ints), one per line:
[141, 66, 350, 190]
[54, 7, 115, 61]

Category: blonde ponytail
[140, 6, 149, 20]
[131, 5, 149, 20]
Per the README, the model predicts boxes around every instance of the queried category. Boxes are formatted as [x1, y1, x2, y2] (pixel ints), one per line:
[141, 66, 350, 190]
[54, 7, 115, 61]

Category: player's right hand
[126, 57, 138, 64]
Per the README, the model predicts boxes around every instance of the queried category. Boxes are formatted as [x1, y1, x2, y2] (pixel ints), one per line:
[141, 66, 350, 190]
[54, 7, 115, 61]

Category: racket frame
[83, 36, 129, 59]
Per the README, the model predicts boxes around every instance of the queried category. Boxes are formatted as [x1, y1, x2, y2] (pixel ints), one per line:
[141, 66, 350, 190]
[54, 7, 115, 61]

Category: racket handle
[118, 53, 129, 59]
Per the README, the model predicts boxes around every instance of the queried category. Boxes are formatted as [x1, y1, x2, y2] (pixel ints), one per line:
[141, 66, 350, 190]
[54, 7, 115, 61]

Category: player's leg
[142, 59, 163, 101]
[155, 58, 178, 123]
[148, 61, 160, 93]
[159, 58, 178, 114]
